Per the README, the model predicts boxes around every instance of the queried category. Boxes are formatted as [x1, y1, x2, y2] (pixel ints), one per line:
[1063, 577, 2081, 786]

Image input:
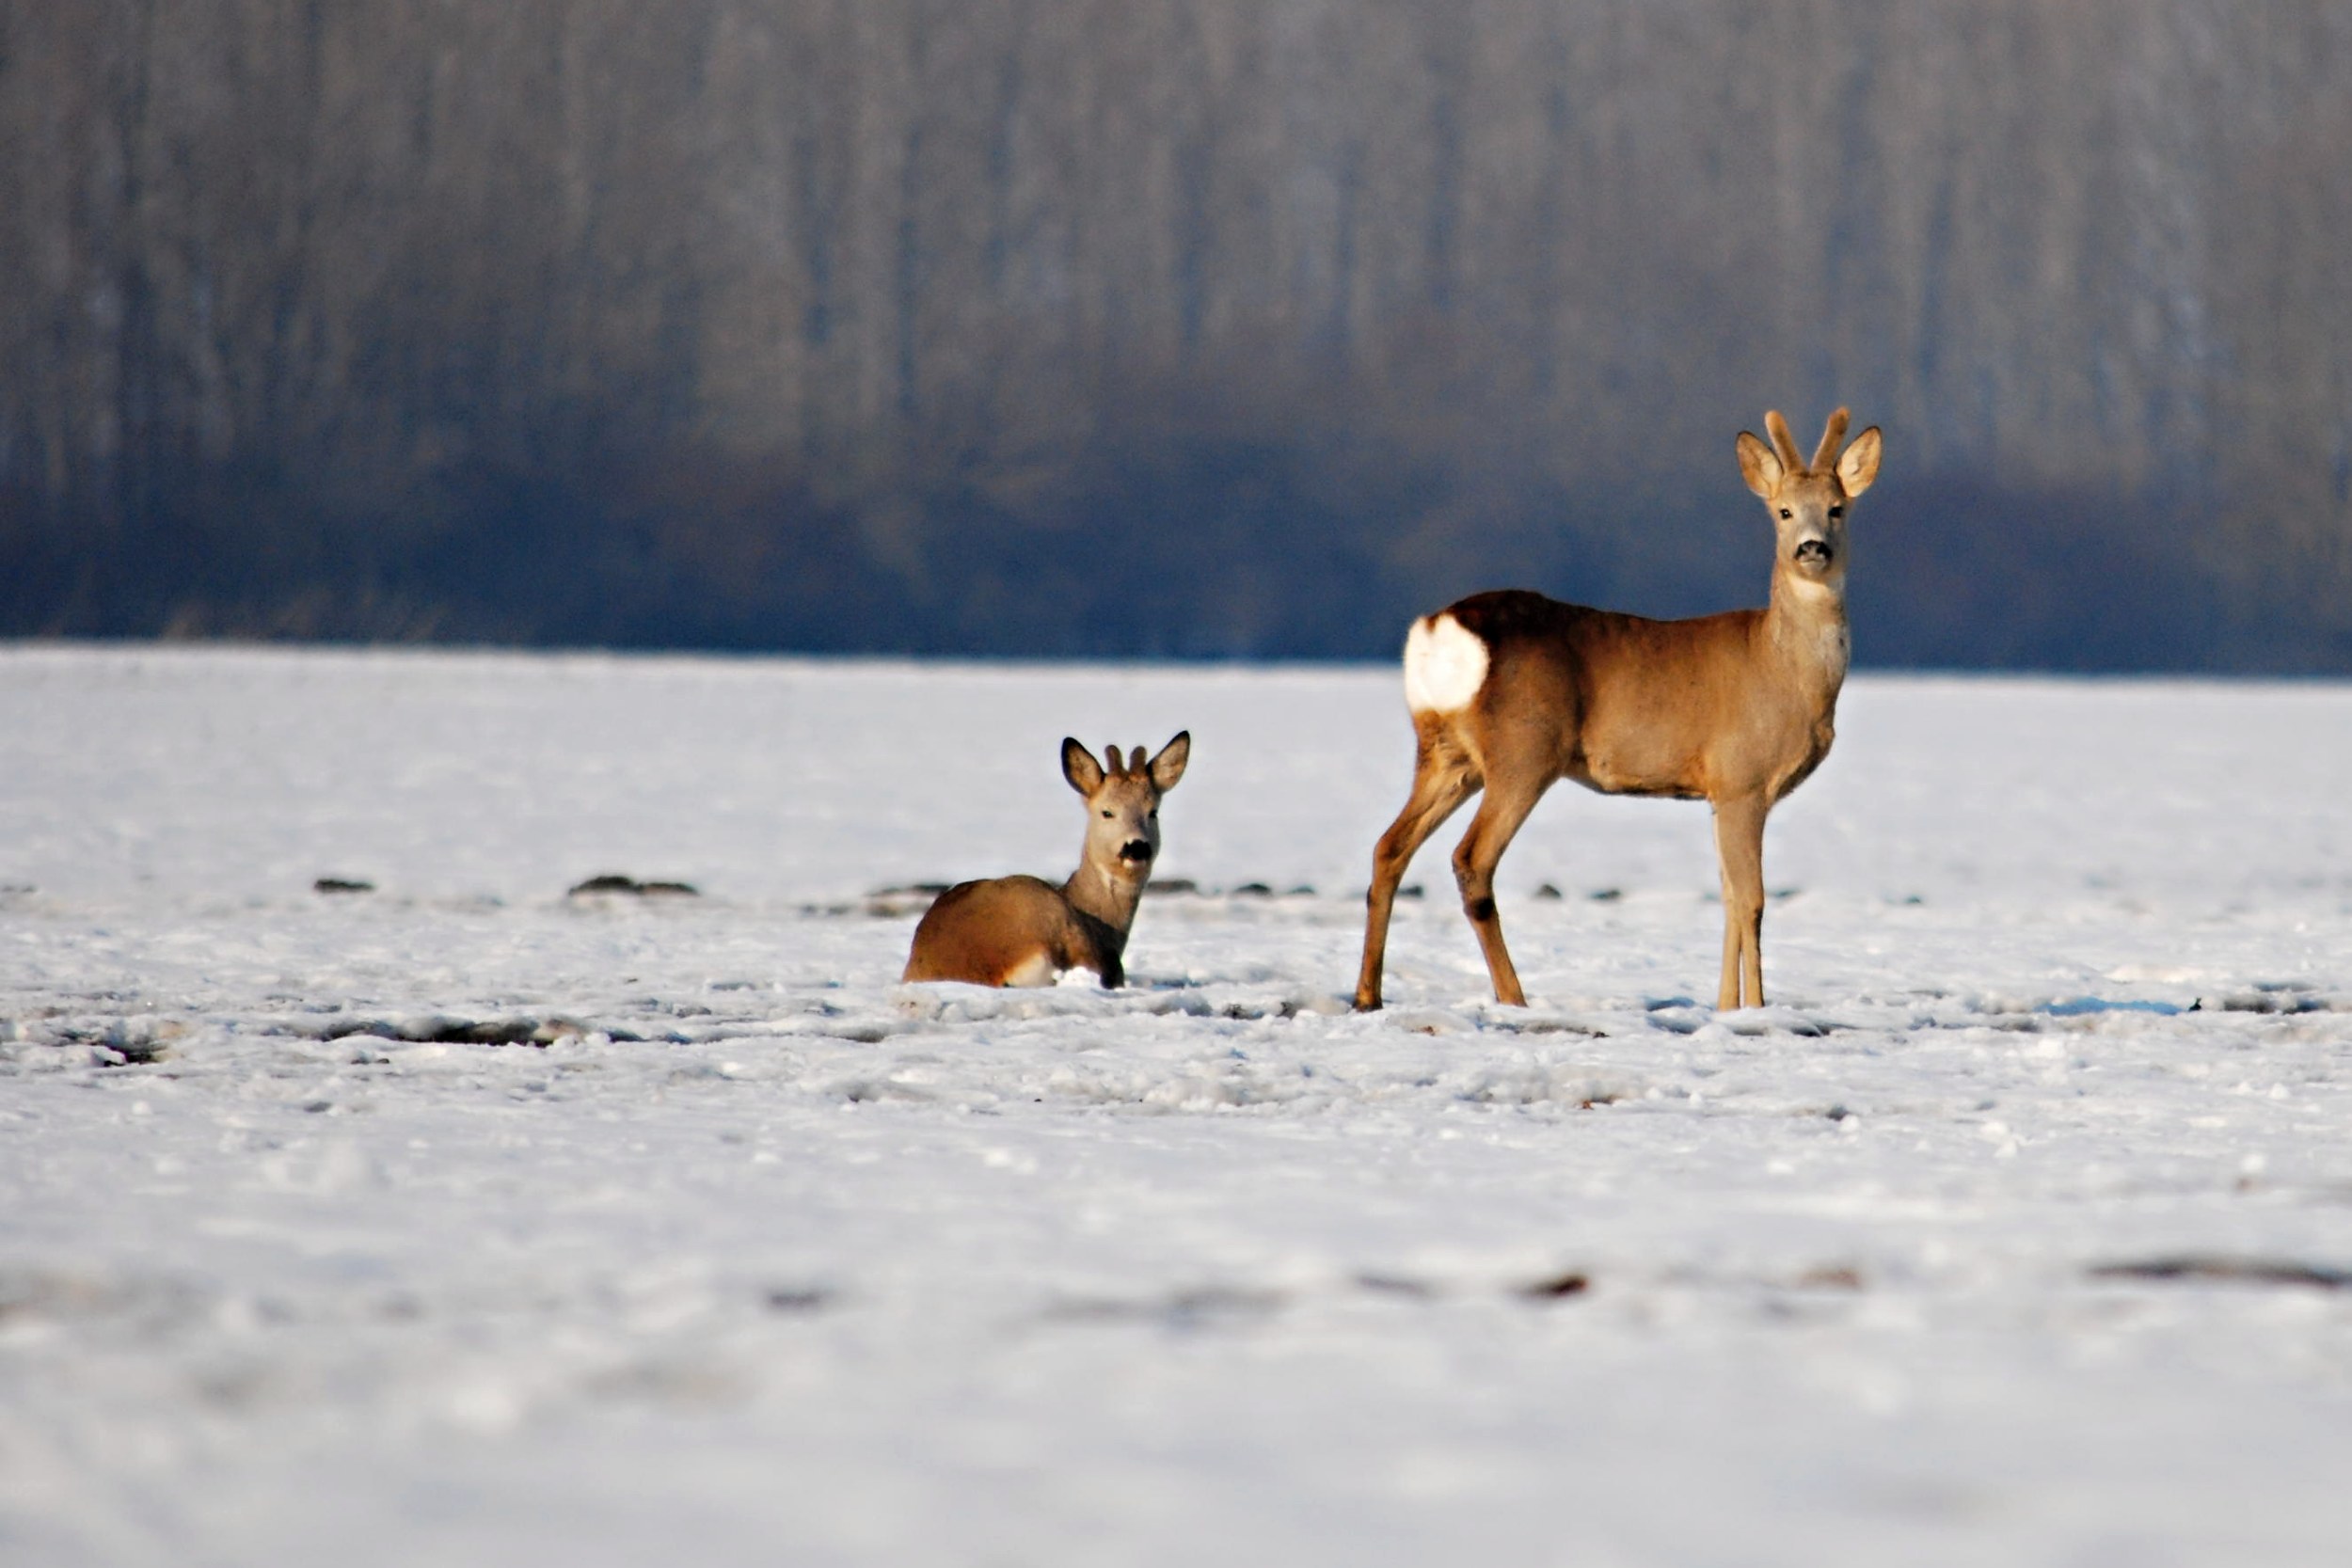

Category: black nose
[1794, 539, 1833, 565]
[1118, 839, 1153, 863]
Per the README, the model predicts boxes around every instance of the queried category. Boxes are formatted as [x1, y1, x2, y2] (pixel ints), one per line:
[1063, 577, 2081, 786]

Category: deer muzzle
[1118, 839, 1154, 863]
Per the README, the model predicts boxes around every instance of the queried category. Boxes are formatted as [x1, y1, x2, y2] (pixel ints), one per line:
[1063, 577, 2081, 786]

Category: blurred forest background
[2, 1, 2348, 668]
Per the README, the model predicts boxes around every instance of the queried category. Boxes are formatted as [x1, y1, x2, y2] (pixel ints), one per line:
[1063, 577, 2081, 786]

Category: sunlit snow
[4, 646, 2350, 1565]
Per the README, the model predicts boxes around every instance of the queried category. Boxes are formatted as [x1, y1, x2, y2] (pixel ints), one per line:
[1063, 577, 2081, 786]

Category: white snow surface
[4, 644, 2352, 1566]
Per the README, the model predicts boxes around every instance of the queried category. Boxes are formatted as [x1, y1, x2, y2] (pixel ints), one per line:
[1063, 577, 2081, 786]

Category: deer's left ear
[1147, 731, 1191, 793]
[1063, 736, 1105, 795]
[1836, 427, 1883, 498]
[1736, 432, 1783, 499]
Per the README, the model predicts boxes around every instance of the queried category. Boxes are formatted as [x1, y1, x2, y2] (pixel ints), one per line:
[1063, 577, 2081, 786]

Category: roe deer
[1353, 409, 1882, 1012]
[903, 733, 1190, 988]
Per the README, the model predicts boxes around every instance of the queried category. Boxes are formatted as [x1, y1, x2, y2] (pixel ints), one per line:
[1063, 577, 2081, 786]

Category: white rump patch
[1001, 952, 1058, 988]
[1402, 612, 1489, 715]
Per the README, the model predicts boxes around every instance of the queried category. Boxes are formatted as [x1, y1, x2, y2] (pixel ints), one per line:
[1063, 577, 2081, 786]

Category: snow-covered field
[4, 644, 2351, 1566]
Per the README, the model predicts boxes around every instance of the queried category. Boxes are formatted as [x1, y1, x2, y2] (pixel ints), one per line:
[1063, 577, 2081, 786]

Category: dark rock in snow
[568, 875, 699, 898]
[862, 883, 949, 917]
[2090, 1256, 2352, 1290]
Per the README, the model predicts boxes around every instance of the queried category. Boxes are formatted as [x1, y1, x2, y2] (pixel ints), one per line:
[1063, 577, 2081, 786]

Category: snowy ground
[4, 645, 2351, 1566]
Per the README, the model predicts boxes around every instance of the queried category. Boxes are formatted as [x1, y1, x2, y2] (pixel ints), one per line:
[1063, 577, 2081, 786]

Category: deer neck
[1063, 856, 1146, 937]
[1764, 568, 1851, 700]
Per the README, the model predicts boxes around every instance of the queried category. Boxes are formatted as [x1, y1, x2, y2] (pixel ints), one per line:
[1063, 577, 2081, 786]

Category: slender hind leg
[1449, 766, 1552, 1006]
[1710, 794, 1769, 1009]
[1354, 727, 1478, 1010]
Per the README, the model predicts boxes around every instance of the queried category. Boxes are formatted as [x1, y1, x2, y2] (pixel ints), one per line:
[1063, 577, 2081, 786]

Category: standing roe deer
[903, 733, 1190, 988]
[1354, 409, 1882, 1012]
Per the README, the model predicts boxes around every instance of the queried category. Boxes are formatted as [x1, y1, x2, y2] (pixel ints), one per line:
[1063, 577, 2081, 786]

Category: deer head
[1736, 407, 1883, 595]
[1061, 732, 1190, 882]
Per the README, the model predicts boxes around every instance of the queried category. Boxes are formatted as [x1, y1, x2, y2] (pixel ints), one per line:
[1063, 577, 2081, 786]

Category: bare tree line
[2, 0, 2347, 665]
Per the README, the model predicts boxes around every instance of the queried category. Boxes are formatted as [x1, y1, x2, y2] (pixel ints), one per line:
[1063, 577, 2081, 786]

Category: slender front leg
[1710, 793, 1769, 1009]
[1450, 768, 1550, 1007]
[1355, 737, 1477, 1010]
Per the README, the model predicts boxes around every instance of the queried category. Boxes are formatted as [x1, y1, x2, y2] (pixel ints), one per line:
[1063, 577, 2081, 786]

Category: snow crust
[4, 645, 2351, 1565]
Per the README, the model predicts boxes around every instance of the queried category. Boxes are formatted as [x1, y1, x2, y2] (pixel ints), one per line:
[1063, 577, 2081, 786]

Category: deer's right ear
[1736, 431, 1783, 499]
[1062, 736, 1104, 796]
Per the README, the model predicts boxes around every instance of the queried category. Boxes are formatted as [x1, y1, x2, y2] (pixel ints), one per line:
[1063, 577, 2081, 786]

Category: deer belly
[1577, 742, 1705, 799]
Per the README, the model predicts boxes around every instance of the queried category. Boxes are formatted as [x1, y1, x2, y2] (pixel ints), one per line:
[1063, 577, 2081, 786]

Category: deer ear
[1836, 426, 1883, 498]
[1063, 736, 1104, 795]
[1736, 431, 1783, 499]
[1147, 731, 1191, 793]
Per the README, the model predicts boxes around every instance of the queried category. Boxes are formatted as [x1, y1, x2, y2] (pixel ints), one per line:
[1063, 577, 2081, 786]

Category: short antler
[1810, 407, 1851, 472]
[1102, 744, 1126, 777]
[1764, 411, 1803, 473]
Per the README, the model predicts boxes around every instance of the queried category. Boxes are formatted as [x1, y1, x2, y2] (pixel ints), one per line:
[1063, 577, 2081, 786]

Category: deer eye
[1828, 505, 1844, 518]
[1101, 810, 1113, 818]
[1778, 508, 1792, 519]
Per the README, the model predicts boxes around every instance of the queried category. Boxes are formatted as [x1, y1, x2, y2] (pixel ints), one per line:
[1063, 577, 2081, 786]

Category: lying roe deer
[903, 733, 1190, 988]
[1354, 408, 1882, 1012]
